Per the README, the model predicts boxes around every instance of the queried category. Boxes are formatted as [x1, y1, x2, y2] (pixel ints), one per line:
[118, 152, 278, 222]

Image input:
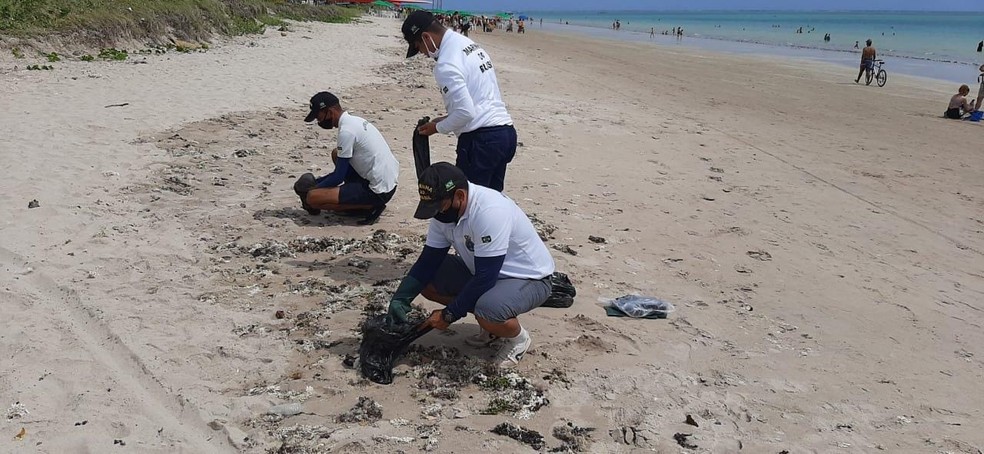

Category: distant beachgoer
[616, 20, 621, 31]
[517, 20, 525, 34]
[945, 85, 974, 119]
[539, 18, 542, 27]
[854, 41, 859, 49]
[296, 92, 399, 225]
[978, 40, 983, 52]
[612, 21, 616, 30]
[976, 64, 984, 111]
[855, 39, 876, 84]
[650, 27, 655, 38]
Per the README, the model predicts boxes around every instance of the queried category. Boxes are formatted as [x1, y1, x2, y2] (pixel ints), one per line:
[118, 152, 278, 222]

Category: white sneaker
[464, 327, 498, 348]
[493, 328, 532, 368]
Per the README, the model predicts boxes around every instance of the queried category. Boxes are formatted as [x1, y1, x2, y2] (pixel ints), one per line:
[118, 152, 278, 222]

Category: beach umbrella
[373, 0, 394, 7]
[518, 15, 529, 20]
[495, 12, 510, 19]
[403, 4, 424, 10]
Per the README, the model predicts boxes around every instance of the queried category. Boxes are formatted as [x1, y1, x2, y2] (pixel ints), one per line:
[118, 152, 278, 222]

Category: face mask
[317, 113, 334, 130]
[423, 34, 440, 60]
[433, 196, 461, 224]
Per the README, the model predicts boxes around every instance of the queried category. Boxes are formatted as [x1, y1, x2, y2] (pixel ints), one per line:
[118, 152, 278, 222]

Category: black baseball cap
[414, 162, 468, 219]
[402, 11, 435, 58]
[304, 91, 340, 122]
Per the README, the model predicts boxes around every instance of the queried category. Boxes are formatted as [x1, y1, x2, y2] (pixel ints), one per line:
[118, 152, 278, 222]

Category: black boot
[293, 173, 321, 215]
[357, 205, 386, 225]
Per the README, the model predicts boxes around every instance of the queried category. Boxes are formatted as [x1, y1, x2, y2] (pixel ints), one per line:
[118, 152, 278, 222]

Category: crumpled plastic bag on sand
[602, 295, 675, 319]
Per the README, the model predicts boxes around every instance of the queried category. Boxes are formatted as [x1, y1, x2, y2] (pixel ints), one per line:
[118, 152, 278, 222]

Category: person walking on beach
[386, 162, 555, 368]
[650, 27, 655, 39]
[855, 39, 876, 84]
[402, 11, 517, 192]
[293, 92, 399, 225]
[854, 41, 859, 49]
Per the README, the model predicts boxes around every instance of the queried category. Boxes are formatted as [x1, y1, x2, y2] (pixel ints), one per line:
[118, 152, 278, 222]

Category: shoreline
[534, 21, 980, 84]
[2, 15, 984, 453]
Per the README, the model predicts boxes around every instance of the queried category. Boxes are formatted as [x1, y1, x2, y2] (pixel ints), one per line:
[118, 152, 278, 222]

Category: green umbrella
[403, 4, 424, 10]
[373, 0, 394, 7]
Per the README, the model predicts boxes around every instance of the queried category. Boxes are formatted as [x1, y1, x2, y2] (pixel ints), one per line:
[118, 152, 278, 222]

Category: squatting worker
[386, 162, 555, 368]
[293, 92, 399, 225]
[402, 11, 517, 192]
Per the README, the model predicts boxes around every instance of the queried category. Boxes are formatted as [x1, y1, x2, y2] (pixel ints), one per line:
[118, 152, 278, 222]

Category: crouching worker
[294, 92, 399, 225]
[387, 162, 555, 368]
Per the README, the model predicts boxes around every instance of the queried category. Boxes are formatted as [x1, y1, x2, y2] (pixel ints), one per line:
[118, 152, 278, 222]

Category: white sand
[2, 17, 983, 453]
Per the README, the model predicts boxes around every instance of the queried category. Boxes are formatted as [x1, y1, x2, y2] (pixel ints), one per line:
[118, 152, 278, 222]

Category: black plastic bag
[358, 315, 432, 384]
[412, 116, 431, 179]
[542, 272, 576, 308]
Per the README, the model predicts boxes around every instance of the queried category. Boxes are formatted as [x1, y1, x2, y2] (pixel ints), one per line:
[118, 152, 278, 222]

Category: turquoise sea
[520, 11, 984, 82]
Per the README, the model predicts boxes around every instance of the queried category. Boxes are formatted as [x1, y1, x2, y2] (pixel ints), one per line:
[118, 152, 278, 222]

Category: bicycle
[865, 59, 887, 87]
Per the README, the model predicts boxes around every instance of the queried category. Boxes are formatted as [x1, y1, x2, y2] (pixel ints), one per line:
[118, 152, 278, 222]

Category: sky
[439, 0, 984, 12]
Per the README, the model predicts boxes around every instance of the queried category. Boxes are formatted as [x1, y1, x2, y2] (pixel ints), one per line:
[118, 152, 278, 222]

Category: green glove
[387, 276, 424, 325]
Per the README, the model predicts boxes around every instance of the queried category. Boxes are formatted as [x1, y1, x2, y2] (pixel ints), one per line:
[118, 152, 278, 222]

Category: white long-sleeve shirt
[433, 31, 513, 135]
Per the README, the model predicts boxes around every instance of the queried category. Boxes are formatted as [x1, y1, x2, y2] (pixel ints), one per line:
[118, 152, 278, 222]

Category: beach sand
[1, 16, 982, 453]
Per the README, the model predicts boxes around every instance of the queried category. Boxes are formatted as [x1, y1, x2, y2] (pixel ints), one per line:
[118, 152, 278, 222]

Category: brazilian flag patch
[481, 235, 492, 243]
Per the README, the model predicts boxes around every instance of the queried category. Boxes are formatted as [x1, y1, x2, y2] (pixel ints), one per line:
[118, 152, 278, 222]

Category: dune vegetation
[0, 0, 360, 45]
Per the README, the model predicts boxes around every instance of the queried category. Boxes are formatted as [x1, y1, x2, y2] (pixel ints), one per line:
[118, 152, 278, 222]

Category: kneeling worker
[387, 162, 555, 368]
[294, 92, 399, 225]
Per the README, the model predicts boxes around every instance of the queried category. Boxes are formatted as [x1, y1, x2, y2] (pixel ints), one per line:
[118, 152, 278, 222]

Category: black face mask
[317, 118, 334, 130]
[433, 198, 461, 224]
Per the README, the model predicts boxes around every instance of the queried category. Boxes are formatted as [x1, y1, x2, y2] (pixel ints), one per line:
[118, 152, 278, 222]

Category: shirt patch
[442, 86, 449, 94]
[464, 235, 475, 252]
[481, 235, 492, 243]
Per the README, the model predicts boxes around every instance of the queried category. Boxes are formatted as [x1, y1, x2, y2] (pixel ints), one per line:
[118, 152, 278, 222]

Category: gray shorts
[431, 255, 550, 323]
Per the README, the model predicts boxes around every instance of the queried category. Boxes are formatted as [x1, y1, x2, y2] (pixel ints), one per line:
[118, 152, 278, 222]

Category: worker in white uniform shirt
[402, 11, 517, 192]
[293, 92, 400, 225]
[386, 162, 555, 368]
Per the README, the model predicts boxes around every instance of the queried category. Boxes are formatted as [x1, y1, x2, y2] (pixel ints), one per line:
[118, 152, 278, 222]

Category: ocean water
[521, 11, 984, 83]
